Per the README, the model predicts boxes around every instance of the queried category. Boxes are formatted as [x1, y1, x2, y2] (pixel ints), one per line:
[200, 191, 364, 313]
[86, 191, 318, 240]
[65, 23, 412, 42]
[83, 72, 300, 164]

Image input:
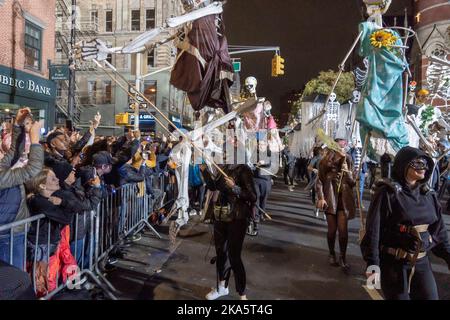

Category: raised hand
[29, 121, 42, 144]
[15, 108, 31, 125]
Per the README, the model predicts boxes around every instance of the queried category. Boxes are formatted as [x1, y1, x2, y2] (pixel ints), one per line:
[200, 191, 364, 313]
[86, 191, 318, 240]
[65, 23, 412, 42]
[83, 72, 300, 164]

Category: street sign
[50, 65, 70, 81]
[233, 61, 241, 72]
[129, 87, 145, 103]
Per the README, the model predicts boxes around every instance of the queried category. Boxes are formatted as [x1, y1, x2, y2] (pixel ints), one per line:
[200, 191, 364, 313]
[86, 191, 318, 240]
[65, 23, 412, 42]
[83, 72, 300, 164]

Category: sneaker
[288, 186, 295, 192]
[205, 286, 229, 300]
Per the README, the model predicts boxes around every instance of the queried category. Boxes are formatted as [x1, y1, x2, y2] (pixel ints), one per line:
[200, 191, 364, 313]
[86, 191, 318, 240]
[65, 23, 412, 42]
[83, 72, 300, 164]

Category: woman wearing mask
[361, 146, 450, 300]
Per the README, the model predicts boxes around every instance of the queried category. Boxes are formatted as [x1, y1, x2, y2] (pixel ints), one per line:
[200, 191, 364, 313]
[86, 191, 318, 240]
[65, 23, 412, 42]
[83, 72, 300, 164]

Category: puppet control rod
[94, 59, 231, 177]
[94, 59, 275, 220]
[93, 58, 269, 185]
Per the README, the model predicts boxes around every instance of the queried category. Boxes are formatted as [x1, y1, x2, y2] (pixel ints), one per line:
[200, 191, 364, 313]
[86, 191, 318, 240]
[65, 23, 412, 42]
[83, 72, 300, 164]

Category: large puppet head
[244, 76, 258, 96]
[364, 0, 392, 16]
[364, 0, 391, 26]
[181, 0, 211, 12]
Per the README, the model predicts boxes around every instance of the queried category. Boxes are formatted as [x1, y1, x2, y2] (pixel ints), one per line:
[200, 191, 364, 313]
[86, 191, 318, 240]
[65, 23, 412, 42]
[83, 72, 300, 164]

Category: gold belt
[384, 247, 427, 261]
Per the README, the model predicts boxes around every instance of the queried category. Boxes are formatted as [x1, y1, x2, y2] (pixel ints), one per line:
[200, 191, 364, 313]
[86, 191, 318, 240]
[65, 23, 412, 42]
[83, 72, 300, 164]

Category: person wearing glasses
[361, 146, 450, 300]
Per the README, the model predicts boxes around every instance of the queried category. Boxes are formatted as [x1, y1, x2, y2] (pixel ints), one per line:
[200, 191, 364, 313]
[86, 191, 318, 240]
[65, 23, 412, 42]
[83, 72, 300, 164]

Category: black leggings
[284, 166, 294, 185]
[214, 219, 248, 296]
[380, 255, 439, 300]
[325, 211, 348, 259]
[254, 178, 271, 220]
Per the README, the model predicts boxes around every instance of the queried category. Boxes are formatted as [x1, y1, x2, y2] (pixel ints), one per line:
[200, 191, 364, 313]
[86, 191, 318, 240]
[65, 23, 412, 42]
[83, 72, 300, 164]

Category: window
[147, 51, 155, 68]
[146, 9, 155, 30]
[24, 21, 42, 70]
[88, 81, 97, 103]
[131, 10, 140, 31]
[105, 10, 113, 32]
[144, 81, 157, 107]
[104, 81, 112, 104]
[90, 10, 98, 24]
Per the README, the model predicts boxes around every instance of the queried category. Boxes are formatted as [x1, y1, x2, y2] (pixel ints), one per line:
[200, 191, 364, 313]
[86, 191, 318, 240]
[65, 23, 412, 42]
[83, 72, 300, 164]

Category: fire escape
[55, 0, 100, 125]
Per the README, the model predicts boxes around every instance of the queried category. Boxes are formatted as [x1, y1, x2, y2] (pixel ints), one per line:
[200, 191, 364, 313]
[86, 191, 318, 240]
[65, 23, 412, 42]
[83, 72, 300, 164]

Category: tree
[288, 70, 356, 126]
[302, 70, 355, 103]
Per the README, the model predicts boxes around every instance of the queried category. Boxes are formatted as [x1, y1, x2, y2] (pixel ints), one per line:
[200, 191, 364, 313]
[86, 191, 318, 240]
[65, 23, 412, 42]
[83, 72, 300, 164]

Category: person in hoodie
[200, 141, 257, 301]
[47, 160, 102, 266]
[361, 146, 450, 300]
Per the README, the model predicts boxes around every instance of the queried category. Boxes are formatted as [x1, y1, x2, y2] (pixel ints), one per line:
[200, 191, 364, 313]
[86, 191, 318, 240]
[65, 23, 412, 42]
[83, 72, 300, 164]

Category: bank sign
[0, 65, 56, 102]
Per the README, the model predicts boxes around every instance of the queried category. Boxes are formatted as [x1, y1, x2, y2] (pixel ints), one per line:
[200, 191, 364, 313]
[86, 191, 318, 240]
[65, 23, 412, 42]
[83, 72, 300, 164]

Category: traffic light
[271, 56, 278, 77]
[271, 55, 285, 77]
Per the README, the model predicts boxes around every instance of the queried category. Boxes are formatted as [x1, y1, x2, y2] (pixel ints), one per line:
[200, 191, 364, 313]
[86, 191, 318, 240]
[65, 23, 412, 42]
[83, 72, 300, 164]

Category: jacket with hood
[361, 146, 450, 268]
[0, 125, 43, 231]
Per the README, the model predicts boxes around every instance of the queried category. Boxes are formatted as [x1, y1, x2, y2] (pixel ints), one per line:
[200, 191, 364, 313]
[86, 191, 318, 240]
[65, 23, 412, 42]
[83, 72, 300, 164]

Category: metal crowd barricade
[0, 211, 113, 300]
[0, 175, 167, 300]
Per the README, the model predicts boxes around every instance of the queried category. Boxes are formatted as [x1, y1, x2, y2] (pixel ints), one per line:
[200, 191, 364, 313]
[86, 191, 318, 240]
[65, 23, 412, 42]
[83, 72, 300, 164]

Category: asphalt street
[105, 179, 450, 300]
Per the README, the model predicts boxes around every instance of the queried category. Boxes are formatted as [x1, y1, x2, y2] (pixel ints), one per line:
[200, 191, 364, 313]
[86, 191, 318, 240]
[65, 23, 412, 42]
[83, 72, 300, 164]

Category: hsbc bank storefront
[0, 65, 56, 133]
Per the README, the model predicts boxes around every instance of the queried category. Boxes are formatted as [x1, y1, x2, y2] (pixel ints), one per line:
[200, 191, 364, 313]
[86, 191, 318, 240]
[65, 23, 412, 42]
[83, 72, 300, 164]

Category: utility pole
[134, 52, 141, 130]
[67, 0, 77, 121]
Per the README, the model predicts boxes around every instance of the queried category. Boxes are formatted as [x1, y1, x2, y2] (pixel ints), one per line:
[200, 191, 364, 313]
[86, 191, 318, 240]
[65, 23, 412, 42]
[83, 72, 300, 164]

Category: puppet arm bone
[167, 1, 223, 28]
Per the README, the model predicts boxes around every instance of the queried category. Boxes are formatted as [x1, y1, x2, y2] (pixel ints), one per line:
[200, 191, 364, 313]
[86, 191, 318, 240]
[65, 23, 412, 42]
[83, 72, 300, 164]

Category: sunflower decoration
[370, 30, 398, 49]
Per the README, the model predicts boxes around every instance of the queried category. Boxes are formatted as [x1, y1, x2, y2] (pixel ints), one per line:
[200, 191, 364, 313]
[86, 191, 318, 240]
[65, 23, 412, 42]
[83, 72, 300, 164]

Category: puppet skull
[364, 0, 392, 16]
[329, 92, 337, 102]
[244, 76, 258, 96]
[181, 0, 210, 12]
[351, 90, 361, 104]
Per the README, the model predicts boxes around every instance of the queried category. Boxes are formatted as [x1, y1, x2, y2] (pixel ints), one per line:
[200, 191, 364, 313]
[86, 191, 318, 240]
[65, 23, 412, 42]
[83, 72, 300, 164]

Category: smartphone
[66, 119, 73, 133]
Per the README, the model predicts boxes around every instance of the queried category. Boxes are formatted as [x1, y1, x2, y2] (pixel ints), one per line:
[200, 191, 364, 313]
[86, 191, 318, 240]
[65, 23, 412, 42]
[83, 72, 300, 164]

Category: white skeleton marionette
[74, 0, 225, 59]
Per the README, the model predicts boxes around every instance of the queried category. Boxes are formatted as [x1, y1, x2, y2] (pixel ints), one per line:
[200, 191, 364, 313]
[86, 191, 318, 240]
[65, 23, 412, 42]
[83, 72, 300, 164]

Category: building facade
[55, 0, 194, 135]
[0, 0, 56, 132]
[412, 0, 450, 107]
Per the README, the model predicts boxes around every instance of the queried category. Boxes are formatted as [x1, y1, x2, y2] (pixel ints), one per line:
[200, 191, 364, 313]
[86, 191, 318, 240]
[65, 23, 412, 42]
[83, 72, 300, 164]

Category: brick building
[0, 0, 56, 132]
[55, 0, 193, 135]
[411, 0, 450, 107]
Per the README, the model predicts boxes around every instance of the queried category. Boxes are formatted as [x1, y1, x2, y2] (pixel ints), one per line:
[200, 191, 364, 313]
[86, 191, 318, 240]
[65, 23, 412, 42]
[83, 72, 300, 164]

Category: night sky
[224, 0, 414, 121]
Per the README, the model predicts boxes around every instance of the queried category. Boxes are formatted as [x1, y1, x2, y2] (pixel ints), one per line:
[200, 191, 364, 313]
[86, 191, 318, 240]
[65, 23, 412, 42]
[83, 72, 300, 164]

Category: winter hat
[392, 146, 434, 186]
[48, 159, 73, 182]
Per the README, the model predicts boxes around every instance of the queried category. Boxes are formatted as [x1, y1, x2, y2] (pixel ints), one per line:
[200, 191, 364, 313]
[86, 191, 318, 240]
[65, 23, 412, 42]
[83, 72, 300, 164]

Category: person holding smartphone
[0, 108, 43, 269]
